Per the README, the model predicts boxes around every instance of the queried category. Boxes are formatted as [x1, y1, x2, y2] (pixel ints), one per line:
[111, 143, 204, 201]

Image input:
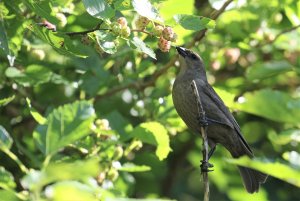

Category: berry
[158, 36, 171, 52]
[31, 49, 45, 60]
[121, 26, 131, 38]
[170, 33, 178, 42]
[81, 34, 91, 45]
[153, 25, 164, 37]
[56, 13, 67, 27]
[111, 22, 122, 35]
[135, 15, 150, 30]
[162, 26, 174, 41]
[117, 17, 128, 28]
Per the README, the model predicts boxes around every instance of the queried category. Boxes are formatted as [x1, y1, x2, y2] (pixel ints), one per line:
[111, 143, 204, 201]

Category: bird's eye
[191, 54, 198, 60]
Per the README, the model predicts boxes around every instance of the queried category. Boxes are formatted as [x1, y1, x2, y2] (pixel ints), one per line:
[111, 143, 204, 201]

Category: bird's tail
[238, 166, 268, 193]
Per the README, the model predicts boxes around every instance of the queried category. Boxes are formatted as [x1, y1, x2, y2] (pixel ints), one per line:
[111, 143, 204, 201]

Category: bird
[172, 46, 268, 193]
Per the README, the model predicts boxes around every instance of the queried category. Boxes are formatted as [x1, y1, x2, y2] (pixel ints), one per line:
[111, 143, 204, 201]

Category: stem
[3, 148, 29, 174]
[191, 80, 210, 201]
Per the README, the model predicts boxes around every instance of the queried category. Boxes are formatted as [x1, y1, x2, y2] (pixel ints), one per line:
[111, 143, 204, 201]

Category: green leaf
[235, 89, 300, 124]
[268, 129, 300, 145]
[118, 163, 151, 172]
[26, 22, 87, 57]
[174, 14, 216, 31]
[131, 122, 171, 160]
[0, 96, 15, 107]
[132, 0, 162, 22]
[0, 190, 20, 201]
[226, 156, 300, 187]
[33, 101, 96, 156]
[129, 37, 156, 60]
[246, 61, 294, 81]
[26, 98, 47, 125]
[282, 151, 300, 166]
[106, 199, 175, 201]
[95, 31, 118, 54]
[0, 167, 16, 190]
[114, 0, 132, 10]
[0, 20, 10, 55]
[0, 126, 13, 150]
[82, 0, 115, 19]
[5, 65, 52, 86]
[21, 159, 99, 190]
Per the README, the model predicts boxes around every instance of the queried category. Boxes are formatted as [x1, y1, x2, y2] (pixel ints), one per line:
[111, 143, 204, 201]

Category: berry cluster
[135, 15, 177, 52]
[111, 17, 131, 38]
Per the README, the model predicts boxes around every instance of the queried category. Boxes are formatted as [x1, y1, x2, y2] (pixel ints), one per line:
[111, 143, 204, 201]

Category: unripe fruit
[117, 17, 128, 28]
[111, 22, 122, 35]
[56, 13, 67, 27]
[158, 36, 171, 52]
[162, 26, 174, 41]
[113, 146, 124, 160]
[81, 34, 91, 45]
[170, 33, 178, 42]
[121, 26, 131, 38]
[153, 25, 164, 37]
[31, 49, 45, 60]
[107, 168, 119, 181]
[135, 16, 150, 30]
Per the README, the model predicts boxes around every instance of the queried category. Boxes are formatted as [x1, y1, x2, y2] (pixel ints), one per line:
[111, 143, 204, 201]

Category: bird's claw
[200, 160, 214, 172]
[197, 116, 209, 127]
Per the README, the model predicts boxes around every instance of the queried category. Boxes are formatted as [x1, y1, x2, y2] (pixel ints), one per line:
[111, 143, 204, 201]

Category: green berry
[153, 25, 164, 37]
[117, 17, 128, 28]
[111, 22, 122, 35]
[121, 26, 131, 38]
[135, 15, 150, 30]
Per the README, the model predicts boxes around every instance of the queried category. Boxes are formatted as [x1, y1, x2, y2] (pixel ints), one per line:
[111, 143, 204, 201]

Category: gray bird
[172, 47, 268, 193]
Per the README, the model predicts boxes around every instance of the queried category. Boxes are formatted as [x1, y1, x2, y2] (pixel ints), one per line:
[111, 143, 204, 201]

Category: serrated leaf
[246, 61, 294, 80]
[118, 163, 151, 172]
[95, 31, 118, 54]
[26, 98, 47, 125]
[82, 0, 115, 19]
[0, 96, 15, 107]
[235, 89, 300, 124]
[132, 0, 163, 22]
[33, 101, 96, 156]
[0, 126, 13, 150]
[0, 167, 16, 190]
[174, 14, 215, 31]
[131, 122, 171, 160]
[129, 37, 156, 59]
[226, 156, 300, 187]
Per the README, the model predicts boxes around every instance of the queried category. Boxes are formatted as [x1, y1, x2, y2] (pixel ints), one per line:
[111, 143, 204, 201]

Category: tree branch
[95, 0, 233, 101]
[191, 80, 210, 201]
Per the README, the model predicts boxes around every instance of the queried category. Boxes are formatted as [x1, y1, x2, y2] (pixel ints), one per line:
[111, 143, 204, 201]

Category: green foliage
[0, 0, 300, 201]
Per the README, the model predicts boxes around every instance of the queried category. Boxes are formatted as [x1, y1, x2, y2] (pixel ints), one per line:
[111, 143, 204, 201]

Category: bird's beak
[176, 46, 187, 58]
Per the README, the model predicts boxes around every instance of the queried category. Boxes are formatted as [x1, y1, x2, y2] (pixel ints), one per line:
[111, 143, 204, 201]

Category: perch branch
[191, 80, 210, 201]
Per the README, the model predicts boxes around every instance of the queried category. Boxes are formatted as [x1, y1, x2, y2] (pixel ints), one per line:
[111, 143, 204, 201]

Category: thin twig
[258, 24, 300, 47]
[191, 80, 210, 201]
[95, 0, 233, 101]
[65, 22, 104, 36]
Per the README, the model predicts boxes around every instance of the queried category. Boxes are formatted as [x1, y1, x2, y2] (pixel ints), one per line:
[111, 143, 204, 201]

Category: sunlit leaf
[0, 190, 20, 201]
[0, 167, 16, 190]
[174, 14, 216, 31]
[268, 129, 300, 145]
[235, 89, 300, 124]
[45, 181, 97, 201]
[26, 98, 47, 125]
[283, 151, 300, 166]
[33, 101, 96, 156]
[132, 0, 162, 22]
[130, 122, 171, 160]
[95, 31, 118, 54]
[246, 61, 294, 81]
[82, 0, 114, 19]
[227, 156, 300, 187]
[0, 96, 15, 107]
[118, 163, 151, 172]
[0, 126, 13, 150]
[129, 37, 156, 59]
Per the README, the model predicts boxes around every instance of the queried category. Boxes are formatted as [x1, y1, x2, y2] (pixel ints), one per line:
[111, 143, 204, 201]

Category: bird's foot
[197, 116, 209, 127]
[200, 160, 214, 172]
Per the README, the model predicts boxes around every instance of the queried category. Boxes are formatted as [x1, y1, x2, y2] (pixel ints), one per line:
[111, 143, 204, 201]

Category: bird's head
[176, 47, 206, 79]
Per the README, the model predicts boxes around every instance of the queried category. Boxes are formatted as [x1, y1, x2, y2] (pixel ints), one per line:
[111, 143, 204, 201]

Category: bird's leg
[197, 114, 209, 127]
[200, 146, 215, 172]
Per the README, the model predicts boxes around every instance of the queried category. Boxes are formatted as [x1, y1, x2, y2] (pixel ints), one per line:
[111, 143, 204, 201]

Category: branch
[191, 80, 210, 201]
[259, 24, 300, 47]
[95, 0, 233, 101]
[65, 22, 104, 36]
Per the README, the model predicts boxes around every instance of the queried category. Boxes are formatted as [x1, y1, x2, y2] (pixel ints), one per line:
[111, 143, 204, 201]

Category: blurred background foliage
[0, 0, 300, 200]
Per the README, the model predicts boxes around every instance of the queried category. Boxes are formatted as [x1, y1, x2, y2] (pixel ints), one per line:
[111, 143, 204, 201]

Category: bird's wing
[201, 82, 253, 154]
